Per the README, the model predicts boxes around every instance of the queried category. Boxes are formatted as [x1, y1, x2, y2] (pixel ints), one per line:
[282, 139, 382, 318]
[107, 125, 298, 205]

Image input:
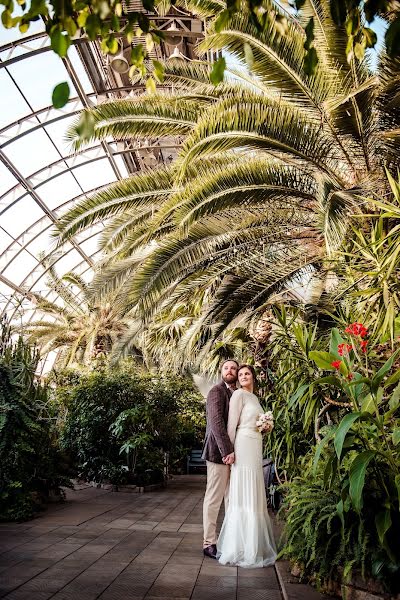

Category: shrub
[281, 324, 400, 593]
[0, 319, 71, 521]
[59, 364, 205, 485]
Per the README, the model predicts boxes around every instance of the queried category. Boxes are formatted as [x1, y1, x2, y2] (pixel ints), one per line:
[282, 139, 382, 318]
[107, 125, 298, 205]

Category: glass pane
[69, 46, 94, 94]
[0, 227, 15, 254]
[1, 196, 45, 237]
[0, 70, 31, 129]
[4, 129, 60, 177]
[2, 249, 38, 283]
[8, 51, 75, 113]
[0, 160, 18, 196]
[38, 172, 83, 211]
[44, 115, 79, 156]
[0, 18, 44, 46]
[73, 158, 118, 191]
[22, 223, 56, 257]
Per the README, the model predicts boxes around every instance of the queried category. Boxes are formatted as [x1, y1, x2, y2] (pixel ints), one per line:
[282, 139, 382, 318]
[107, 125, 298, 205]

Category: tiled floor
[0, 476, 332, 600]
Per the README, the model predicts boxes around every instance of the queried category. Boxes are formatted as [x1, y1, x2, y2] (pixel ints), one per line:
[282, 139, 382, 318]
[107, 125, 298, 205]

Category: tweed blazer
[201, 381, 234, 464]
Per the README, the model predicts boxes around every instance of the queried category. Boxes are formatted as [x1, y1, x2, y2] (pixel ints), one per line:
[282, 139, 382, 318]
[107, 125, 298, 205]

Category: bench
[186, 449, 206, 474]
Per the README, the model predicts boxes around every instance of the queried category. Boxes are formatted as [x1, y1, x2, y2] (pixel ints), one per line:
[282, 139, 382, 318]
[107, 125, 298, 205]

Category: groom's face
[221, 361, 238, 384]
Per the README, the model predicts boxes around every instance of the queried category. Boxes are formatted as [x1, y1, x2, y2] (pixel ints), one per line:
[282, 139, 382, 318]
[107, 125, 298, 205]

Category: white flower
[256, 411, 274, 433]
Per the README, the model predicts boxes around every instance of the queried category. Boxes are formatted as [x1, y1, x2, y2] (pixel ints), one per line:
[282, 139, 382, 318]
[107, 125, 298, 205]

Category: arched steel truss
[0, 13, 200, 325]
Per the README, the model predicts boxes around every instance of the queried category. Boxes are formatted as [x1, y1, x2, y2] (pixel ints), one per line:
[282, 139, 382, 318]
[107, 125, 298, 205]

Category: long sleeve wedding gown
[217, 388, 277, 568]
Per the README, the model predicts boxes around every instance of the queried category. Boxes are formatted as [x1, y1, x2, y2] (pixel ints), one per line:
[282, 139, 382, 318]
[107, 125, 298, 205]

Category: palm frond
[177, 96, 344, 184]
[66, 95, 200, 151]
[200, 7, 337, 108]
[55, 166, 176, 243]
[200, 251, 320, 340]
[41, 258, 85, 314]
[172, 159, 317, 230]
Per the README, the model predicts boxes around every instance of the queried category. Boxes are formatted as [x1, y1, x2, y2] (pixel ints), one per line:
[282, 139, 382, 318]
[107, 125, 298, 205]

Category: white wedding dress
[217, 389, 277, 568]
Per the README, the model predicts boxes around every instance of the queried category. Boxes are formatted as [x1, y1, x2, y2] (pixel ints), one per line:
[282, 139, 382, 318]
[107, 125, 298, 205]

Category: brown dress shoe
[203, 544, 217, 559]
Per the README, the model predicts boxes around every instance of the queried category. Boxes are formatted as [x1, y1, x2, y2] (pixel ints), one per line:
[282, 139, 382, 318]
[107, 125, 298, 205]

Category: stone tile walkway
[0, 476, 333, 600]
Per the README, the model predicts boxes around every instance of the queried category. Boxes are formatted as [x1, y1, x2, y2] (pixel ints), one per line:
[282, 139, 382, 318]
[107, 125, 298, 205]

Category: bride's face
[238, 368, 253, 389]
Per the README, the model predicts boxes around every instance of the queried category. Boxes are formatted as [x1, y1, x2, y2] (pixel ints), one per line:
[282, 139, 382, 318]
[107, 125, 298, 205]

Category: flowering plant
[256, 411, 274, 434]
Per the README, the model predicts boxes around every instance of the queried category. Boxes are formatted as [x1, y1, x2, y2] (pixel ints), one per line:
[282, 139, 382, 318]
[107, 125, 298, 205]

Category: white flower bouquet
[256, 411, 274, 434]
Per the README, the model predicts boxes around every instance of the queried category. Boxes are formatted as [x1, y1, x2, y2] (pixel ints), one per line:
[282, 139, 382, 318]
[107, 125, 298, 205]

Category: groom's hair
[220, 359, 239, 372]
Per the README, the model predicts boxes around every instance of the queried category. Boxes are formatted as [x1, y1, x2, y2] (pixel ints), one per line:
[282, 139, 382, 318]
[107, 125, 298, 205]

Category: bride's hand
[223, 452, 235, 465]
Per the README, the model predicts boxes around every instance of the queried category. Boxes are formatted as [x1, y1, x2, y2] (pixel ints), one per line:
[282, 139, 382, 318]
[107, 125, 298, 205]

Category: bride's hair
[238, 364, 258, 392]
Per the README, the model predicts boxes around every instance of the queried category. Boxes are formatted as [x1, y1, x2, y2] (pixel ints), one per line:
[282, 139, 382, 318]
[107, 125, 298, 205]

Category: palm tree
[55, 0, 400, 365]
[23, 258, 134, 367]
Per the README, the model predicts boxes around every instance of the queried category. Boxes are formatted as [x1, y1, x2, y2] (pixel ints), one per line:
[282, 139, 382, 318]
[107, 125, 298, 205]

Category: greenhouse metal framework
[0, 3, 205, 358]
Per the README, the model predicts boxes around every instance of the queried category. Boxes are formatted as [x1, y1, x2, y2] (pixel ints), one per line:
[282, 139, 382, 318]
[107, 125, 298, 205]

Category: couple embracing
[201, 360, 277, 568]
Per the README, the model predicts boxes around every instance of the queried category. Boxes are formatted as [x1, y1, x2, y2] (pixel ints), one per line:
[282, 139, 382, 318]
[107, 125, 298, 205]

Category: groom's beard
[223, 377, 237, 390]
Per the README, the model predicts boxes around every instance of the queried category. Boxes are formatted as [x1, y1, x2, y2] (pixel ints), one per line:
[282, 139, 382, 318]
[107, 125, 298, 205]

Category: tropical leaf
[349, 450, 375, 512]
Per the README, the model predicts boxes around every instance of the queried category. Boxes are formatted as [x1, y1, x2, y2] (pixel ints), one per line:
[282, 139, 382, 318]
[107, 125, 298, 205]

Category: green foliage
[282, 323, 400, 592]
[0, 0, 163, 107]
[262, 306, 328, 476]
[59, 363, 205, 485]
[0, 318, 71, 521]
[56, 3, 400, 372]
[334, 174, 400, 345]
[281, 474, 399, 592]
[23, 257, 133, 368]
[52, 82, 70, 109]
[293, 0, 399, 68]
[210, 56, 226, 84]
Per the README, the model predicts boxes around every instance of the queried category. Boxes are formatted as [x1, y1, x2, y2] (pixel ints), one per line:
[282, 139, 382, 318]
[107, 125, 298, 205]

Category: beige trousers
[203, 460, 230, 547]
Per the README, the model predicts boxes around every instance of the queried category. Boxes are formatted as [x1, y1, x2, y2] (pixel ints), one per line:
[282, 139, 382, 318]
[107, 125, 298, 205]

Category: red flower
[347, 373, 354, 381]
[345, 322, 368, 338]
[331, 360, 342, 370]
[360, 340, 368, 353]
[338, 343, 353, 356]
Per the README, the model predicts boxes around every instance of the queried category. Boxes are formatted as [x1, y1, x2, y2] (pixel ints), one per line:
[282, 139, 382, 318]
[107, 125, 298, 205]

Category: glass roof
[0, 9, 203, 330]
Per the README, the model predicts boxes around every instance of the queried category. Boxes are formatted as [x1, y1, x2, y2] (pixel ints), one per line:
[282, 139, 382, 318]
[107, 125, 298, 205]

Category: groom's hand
[222, 452, 235, 465]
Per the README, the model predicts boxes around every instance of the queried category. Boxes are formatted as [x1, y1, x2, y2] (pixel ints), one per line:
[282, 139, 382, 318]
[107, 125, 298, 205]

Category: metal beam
[0, 18, 204, 68]
[0, 143, 179, 213]
[1, 184, 110, 260]
[4, 243, 103, 321]
[0, 273, 29, 296]
[62, 55, 124, 182]
[0, 148, 94, 267]
[0, 83, 168, 144]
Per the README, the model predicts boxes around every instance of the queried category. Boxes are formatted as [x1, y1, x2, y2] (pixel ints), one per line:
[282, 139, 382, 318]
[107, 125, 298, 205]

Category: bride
[217, 364, 277, 568]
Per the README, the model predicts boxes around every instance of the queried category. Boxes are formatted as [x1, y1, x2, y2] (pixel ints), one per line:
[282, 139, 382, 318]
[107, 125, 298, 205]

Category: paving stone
[3, 590, 53, 600]
[237, 590, 282, 600]
[191, 587, 234, 600]
[153, 525, 181, 533]
[199, 563, 237, 577]
[177, 525, 202, 533]
[238, 566, 277, 578]
[196, 575, 237, 588]
[101, 592, 145, 600]
[144, 597, 189, 600]
[0, 477, 334, 600]
[284, 583, 335, 600]
[238, 575, 280, 590]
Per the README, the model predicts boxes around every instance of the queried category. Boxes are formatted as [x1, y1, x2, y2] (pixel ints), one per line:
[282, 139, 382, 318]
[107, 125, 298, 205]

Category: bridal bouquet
[256, 411, 274, 434]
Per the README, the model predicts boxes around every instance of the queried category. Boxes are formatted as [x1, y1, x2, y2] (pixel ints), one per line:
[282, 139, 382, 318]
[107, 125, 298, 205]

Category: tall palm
[55, 0, 400, 363]
[23, 259, 133, 367]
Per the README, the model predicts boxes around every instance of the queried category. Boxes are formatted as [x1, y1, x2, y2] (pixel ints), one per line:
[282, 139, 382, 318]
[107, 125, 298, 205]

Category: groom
[201, 359, 239, 558]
